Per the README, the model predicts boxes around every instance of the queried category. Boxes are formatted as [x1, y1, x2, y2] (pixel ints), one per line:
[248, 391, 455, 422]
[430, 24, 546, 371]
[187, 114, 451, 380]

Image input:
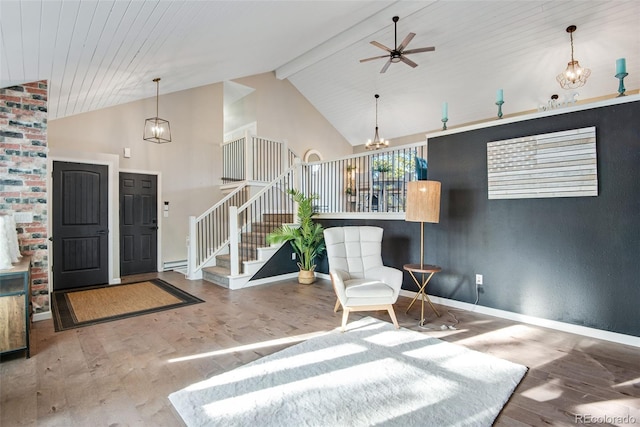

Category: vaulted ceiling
[1, 1, 638, 146]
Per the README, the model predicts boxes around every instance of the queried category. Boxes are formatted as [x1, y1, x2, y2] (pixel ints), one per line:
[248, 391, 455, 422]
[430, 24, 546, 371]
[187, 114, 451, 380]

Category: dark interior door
[52, 161, 109, 290]
[120, 172, 158, 276]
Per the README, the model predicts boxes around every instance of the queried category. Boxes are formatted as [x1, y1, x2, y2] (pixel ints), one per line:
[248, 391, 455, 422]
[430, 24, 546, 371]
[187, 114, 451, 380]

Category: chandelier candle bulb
[616, 58, 626, 75]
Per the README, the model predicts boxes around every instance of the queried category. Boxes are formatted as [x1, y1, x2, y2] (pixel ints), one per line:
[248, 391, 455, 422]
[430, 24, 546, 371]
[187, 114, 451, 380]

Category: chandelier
[556, 25, 591, 89]
[365, 94, 388, 150]
[144, 78, 171, 143]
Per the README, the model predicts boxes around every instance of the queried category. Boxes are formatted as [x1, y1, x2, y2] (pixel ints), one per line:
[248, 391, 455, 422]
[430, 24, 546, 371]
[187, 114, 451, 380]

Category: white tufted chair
[323, 226, 403, 330]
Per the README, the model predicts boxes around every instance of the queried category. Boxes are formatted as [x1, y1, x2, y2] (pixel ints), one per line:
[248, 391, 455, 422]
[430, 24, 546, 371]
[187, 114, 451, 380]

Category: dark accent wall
[251, 244, 300, 280]
[426, 101, 639, 337]
[262, 218, 433, 294]
[257, 100, 639, 338]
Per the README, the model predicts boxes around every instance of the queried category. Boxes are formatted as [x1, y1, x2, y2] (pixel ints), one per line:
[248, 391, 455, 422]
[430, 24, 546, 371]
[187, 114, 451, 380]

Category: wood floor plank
[1, 271, 639, 426]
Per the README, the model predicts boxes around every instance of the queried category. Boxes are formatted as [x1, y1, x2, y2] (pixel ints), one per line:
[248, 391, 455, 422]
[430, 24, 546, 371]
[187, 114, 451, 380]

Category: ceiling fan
[360, 16, 435, 73]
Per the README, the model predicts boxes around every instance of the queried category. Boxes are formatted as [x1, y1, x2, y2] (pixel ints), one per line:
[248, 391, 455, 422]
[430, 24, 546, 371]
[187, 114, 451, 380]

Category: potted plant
[267, 189, 326, 284]
[373, 159, 393, 180]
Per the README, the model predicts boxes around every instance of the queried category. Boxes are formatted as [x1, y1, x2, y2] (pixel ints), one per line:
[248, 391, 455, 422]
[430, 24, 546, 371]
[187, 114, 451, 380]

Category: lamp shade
[406, 180, 441, 223]
[144, 78, 171, 144]
[144, 117, 171, 143]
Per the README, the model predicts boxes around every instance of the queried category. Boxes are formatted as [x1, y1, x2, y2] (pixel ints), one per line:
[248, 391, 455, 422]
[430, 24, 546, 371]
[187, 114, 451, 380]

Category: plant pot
[298, 269, 316, 285]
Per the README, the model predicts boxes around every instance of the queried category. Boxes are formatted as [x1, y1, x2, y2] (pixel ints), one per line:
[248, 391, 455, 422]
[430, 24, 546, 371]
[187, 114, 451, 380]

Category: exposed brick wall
[0, 81, 49, 313]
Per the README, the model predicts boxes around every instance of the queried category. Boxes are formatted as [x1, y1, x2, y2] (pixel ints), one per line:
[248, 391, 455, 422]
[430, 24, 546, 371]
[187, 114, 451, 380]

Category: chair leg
[387, 305, 399, 329]
[341, 308, 350, 332]
[334, 298, 341, 313]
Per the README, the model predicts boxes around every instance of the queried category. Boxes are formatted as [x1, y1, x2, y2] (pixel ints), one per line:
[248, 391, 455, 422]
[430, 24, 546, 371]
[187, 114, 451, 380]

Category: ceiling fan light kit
[556, 25, 591, 89]
[360, 16, 435, 74]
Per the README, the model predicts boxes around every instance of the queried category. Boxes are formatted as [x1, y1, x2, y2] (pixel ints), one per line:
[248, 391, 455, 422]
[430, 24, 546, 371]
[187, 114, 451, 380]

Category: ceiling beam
[275, 1, 435, 80]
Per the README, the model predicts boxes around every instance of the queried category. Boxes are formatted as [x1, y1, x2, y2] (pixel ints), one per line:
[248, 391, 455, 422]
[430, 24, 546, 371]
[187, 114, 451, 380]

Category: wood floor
[1, 271, 639, 426]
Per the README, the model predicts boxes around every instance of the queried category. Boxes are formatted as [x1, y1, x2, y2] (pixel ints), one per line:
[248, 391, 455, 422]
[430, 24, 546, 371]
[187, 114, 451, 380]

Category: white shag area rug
[169, 317, 527, 427]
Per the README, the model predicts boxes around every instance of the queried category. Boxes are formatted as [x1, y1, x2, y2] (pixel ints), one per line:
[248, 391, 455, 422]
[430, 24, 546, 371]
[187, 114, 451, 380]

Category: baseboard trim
[399, 290, 640, 348]
[33, 311, 52, 322]
[246, 271, 331, 287]
[246, 272, 299, 287]
[316, 272, 330, 281]
[164, 259, 187, 271]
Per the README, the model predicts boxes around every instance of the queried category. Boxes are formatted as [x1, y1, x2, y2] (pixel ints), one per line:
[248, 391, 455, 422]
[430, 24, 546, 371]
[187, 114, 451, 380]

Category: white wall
[232, 72, 352, 160]
[47, 73, 353, 273]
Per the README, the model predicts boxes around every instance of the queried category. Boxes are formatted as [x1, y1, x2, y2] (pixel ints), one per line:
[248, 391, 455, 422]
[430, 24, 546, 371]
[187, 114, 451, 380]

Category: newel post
[244, 130, 253, 182]
[293, 157, 303, 223]
[281, 139, 289, 174]
[229, 206, 240, 275]
[187, 215, 198, 279]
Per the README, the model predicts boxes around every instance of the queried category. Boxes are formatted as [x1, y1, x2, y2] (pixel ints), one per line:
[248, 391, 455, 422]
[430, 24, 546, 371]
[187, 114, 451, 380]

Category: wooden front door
[119, 172, 158, 276]
[52, 161, 109, 290]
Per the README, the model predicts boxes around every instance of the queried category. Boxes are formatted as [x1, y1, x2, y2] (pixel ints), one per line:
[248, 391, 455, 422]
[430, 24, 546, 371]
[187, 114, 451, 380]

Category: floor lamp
[405, 180, 441, 267]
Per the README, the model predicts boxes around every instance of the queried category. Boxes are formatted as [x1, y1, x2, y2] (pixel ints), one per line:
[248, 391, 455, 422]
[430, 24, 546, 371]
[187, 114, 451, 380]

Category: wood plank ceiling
[1, 1, 638, 146]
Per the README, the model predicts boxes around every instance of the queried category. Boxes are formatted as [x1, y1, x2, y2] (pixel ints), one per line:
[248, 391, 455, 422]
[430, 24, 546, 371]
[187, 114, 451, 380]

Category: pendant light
[144, 78, 171, 143]
[365, 94, 388, 150]
[556, 25, 591, 89]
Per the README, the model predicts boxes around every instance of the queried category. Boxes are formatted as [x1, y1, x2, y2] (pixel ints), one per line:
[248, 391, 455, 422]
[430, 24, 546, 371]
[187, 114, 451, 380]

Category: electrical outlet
[475, 274, 483, 286]
[291, 253, 296, 260]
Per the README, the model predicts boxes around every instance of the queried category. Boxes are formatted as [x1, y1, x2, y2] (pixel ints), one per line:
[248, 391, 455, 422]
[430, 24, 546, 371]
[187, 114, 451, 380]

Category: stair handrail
[187, 183, 249, 279]
[222, 130, 300, 183]
[228, 162, 300, 275]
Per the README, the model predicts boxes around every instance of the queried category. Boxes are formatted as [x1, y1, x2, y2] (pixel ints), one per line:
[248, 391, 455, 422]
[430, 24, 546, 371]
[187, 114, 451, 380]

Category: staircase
[201, 212, 293, 289]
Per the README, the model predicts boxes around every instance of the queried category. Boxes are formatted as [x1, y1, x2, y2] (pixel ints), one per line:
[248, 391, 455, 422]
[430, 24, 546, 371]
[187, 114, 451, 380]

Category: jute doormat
[51, 279, 204, 331]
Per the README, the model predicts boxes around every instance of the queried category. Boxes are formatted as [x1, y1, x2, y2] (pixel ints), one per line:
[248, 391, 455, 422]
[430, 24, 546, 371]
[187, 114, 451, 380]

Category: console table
[403, 263, 442, 326]
[0, 257, 31, 359]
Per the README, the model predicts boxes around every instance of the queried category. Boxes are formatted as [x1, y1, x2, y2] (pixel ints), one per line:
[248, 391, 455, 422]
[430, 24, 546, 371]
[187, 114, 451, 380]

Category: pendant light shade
[556, 25, 591, 89]
[365, 94, 388, 150]
[144, 78, 171, 143]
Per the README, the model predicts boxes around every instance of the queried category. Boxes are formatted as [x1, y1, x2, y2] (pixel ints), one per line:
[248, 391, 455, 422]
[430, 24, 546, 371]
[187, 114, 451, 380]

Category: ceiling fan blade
[400, 56, 418, 68]
[380, 60, 392, 73]
[397, 32, 416, 51]
[403, 46, 436, 55]
[370, 40, 392, 52]
[360, 54, 390, 63]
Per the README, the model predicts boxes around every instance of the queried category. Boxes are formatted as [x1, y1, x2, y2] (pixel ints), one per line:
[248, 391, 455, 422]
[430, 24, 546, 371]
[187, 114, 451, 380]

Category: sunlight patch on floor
[201, 357, 460, 423]
[613, 377, 640, 389]
[185, 342, 368, 392]
[167, 329, 331, 363]
[521, 378, 564, 402]
[452, 324, 567, 367]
